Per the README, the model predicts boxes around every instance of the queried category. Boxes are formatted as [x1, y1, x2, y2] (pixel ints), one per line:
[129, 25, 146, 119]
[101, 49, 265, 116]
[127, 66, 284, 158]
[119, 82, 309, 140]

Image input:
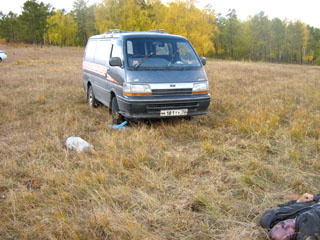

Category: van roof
[89, 30, 187, 41]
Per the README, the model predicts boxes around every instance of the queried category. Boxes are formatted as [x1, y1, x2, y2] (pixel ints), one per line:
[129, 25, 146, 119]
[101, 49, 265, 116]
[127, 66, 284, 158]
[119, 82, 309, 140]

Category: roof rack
[109, 29, 121, 33]
[102, 29, 122, 37]
[99, 29, 167, 38]
[149, 29, 166, 33]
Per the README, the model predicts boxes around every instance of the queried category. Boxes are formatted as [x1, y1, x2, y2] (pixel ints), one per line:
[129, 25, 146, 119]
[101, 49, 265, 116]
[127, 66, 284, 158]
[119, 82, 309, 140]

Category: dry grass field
[1, 45, 320, 239]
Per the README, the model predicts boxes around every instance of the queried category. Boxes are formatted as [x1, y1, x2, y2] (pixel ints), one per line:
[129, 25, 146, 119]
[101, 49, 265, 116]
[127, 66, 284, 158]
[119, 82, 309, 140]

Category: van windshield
[126, 38, 201, 69]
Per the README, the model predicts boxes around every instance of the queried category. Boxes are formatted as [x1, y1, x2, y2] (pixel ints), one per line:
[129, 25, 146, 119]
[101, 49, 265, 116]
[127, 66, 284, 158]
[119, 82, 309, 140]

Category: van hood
[126, 68, 207, 83]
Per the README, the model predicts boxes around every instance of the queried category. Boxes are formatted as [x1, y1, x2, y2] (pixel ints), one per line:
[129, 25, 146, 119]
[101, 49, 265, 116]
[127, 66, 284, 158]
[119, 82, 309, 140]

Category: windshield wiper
[166, 50, 178, 70]
[134, 49, 160, 70]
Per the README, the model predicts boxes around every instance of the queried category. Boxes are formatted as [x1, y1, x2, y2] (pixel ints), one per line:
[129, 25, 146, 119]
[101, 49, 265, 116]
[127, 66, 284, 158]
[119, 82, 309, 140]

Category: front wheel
[0, 58, 2, 63]
[87, 85, 99, 108]
[111, 97, 124, 124]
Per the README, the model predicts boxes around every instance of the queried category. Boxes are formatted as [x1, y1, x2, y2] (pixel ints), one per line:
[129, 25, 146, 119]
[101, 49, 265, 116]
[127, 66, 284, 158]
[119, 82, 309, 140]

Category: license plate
[160, 109, 188, 116]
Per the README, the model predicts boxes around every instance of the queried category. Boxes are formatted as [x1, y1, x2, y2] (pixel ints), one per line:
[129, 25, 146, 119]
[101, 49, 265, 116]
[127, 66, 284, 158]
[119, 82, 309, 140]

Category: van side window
[111, 40, 123, 59]
[84, 40, 97, 62]
[95, 41, 111, 65]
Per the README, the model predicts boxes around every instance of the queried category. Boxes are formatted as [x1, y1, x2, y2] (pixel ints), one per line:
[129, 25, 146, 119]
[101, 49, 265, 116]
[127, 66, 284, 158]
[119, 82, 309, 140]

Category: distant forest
[1, 0, 320, 65]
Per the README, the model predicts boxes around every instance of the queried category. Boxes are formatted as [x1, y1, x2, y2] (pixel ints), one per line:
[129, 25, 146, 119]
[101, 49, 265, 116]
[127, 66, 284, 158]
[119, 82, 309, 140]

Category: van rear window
[84, 40, 97, 62]
[95, 41, 111, 65]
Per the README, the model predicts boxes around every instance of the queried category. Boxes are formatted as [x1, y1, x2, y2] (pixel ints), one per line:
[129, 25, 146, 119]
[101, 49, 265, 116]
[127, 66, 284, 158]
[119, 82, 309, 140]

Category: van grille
[147, 102, 199, 113]
[152, 88, 193, 96]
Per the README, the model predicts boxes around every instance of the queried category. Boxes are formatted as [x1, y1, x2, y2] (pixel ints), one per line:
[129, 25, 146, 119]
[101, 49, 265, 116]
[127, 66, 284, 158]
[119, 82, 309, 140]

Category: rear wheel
[87, 85, 98, 108]
[0, 58, 2, 63]
[111, 97, 124, 124]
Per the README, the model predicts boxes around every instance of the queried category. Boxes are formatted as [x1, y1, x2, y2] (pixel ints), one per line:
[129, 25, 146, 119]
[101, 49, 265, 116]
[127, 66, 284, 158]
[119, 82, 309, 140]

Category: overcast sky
[1, 0, 320, 28]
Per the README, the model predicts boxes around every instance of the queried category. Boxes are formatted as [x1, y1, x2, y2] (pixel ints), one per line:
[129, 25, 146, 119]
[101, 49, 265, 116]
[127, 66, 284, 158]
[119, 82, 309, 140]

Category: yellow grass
[0, 44, 320, 239]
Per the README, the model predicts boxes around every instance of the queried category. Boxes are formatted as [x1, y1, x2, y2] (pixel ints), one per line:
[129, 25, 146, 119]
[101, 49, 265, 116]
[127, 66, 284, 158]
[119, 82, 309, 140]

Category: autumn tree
[147, 0, 168, 29]
[46, 10, 77, 46]
[94, 0, 157, 33]
[160, 0, 218, 56]
[286, 21, 309, 64]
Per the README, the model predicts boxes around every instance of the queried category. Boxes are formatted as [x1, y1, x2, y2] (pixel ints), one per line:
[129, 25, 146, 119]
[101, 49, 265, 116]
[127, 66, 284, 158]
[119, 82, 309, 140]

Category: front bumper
[117, 94, 211, 119]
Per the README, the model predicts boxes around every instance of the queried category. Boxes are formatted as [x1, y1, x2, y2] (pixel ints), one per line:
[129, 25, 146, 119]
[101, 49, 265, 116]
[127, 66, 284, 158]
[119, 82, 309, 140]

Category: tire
[111, 97, 124, 124]
[0, 58, 2, 63]
[87, 85, 99, 108]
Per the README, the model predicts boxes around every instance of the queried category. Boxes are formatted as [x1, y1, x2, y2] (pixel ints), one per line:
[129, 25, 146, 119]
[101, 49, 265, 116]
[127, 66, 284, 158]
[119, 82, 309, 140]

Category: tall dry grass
[0, 44, 320, 239]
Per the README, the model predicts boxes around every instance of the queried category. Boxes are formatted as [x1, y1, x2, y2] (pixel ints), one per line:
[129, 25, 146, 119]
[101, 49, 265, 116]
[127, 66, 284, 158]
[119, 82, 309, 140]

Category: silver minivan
[82, 30, 210, 123]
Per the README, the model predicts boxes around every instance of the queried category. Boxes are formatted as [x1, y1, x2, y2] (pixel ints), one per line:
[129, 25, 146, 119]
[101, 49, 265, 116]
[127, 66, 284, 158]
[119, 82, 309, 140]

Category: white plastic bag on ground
[66, 137, 92, 152]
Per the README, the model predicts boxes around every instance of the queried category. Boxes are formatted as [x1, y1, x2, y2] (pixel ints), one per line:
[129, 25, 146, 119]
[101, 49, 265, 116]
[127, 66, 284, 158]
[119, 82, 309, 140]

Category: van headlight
[123, 83, 152, 96]
[192, 82, 209, 94]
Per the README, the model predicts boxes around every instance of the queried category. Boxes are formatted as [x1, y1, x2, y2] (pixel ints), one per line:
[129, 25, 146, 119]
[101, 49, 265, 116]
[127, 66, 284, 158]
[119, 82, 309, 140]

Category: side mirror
[200, 57, 206, 66]
[109, 57, 122, 67]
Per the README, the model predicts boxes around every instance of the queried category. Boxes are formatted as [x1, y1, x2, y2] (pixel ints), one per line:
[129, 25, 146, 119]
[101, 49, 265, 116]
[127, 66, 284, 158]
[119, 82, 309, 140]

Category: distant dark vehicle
[0, 50, 7, 62]
[82, 30, 210, 123]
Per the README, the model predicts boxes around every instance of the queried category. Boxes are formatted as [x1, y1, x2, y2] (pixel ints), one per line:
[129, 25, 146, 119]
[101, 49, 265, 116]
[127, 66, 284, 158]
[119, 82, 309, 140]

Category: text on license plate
[160, 109, 188, 116]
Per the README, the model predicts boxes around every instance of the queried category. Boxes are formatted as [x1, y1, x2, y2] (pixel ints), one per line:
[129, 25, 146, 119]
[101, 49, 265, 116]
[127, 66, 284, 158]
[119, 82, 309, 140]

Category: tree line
[1, 0, 320, 65]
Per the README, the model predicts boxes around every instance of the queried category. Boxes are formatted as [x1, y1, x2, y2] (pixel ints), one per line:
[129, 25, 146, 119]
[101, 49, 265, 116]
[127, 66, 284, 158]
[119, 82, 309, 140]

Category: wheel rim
[89, 92, 93, 105]
[89, 93, 92, 105]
